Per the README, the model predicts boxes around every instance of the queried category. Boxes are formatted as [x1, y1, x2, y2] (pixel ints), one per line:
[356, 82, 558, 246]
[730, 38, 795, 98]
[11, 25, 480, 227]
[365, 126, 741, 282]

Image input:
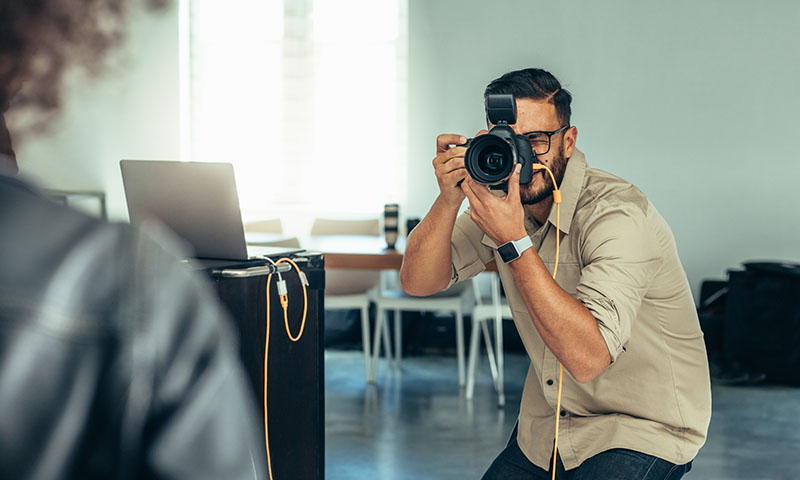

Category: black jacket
[0, 172, 265, 479]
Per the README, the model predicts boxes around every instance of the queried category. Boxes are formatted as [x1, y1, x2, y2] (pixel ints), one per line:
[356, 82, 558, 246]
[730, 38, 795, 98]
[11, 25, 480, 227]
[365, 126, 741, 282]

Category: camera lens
[464, 135, 514, 185]
[480, 150, 506, 173]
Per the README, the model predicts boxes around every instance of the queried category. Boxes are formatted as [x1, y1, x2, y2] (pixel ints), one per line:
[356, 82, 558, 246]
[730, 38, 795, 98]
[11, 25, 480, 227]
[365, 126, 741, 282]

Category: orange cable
[263, 257, 308, 480]
[533, 163, 563, 480]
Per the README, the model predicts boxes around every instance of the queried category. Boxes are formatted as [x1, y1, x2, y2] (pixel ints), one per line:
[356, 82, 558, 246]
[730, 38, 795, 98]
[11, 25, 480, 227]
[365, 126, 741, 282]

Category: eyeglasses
[523, 125, 569, 156]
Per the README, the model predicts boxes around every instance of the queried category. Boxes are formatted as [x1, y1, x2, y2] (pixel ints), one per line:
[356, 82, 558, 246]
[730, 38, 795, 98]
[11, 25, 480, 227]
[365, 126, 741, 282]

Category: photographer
[401, 68, 711, 479]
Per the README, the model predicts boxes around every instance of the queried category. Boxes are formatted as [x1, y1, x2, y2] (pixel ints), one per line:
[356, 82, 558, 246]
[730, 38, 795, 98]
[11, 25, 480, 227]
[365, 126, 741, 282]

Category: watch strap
[498, 235, 533, 263]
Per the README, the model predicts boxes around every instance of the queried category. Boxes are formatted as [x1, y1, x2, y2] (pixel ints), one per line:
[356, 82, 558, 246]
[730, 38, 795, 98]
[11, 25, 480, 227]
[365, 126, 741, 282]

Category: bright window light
[182, 0, 408, 231]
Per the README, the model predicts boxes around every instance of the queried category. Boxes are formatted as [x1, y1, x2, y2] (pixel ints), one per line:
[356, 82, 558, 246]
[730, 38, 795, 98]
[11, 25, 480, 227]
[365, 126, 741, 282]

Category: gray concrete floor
[325, 350, 800, 480]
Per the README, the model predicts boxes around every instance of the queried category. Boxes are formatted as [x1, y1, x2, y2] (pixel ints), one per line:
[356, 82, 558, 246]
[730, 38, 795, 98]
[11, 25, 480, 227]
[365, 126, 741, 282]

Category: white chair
[311, 218, 391, 381]
[250, 236, 302, 249]
[244, 218, 301, 249]
[310, 218, 378, 236]
[244, 218, 284, 234]
[371, 277, 474, 387]
[466, 272, 513, 406]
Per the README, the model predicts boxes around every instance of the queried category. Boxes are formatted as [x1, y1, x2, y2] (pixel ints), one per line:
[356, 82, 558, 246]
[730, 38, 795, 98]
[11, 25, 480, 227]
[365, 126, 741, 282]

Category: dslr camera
[462, 94, 534, 188]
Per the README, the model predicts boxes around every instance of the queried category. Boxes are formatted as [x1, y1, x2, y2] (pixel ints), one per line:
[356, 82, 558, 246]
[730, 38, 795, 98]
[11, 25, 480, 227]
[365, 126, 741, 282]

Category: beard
[519, 144, 568, 205]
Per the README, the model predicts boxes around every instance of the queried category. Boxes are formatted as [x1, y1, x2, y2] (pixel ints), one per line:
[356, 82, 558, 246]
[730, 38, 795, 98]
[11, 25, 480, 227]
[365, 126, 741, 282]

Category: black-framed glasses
[523, 125, 569, 155]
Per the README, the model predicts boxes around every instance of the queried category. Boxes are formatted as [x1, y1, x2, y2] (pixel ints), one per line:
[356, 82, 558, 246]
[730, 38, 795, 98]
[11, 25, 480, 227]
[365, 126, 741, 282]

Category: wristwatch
[497, 236, 534, 263]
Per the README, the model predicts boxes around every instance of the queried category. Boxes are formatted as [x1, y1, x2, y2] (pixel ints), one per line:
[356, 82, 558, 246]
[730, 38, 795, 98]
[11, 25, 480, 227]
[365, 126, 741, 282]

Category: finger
[474, 129, 489, 137]
[506, 163, 522, 202]
[463, 178, 494, 210]
[439, 157, 465, 175]
[460, 176, 481, 206]
[442, 169, 468, 187]
[434, 157, 465, 179]
[464, 177, 493, 203]
[432, 146, 466, 167]
[437, 134, 469, 154]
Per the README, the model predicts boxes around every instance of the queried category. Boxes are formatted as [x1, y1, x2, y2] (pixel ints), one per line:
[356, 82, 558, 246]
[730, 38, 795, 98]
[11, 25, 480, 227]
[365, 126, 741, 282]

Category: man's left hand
[461, 163, 527, 245]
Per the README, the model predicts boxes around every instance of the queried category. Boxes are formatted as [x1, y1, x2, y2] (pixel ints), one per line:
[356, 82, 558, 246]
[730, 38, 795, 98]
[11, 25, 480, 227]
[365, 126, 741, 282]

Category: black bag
[725, 262, 800, 385]
[697, 280, 727, 365]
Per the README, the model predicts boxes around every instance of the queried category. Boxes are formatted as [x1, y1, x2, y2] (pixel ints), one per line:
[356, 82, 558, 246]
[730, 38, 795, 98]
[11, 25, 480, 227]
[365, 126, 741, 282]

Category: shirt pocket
[541, 260, 581, 295]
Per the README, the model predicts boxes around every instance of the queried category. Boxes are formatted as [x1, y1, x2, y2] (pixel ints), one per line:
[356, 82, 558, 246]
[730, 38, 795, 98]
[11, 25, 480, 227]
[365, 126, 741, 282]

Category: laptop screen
[120, 160, 250, 260]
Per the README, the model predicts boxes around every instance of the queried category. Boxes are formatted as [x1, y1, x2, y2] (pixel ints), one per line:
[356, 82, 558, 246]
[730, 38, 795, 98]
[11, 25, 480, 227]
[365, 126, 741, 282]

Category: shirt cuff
[579, 296, 626, 364]
[446, 258, 486, 290]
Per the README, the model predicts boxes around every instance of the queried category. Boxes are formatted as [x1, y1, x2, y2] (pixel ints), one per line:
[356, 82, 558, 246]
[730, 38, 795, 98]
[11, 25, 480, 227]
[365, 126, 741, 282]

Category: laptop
[120, 160, 303, 267]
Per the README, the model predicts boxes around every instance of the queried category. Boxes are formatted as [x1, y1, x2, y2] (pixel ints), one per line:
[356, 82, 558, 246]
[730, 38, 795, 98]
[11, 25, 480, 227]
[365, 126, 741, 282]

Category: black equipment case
[725, 261, 800, 385]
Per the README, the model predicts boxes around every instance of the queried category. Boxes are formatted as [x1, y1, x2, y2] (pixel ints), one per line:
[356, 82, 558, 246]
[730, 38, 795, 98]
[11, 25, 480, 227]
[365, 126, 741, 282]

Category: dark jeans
[482, 437, 692, 480]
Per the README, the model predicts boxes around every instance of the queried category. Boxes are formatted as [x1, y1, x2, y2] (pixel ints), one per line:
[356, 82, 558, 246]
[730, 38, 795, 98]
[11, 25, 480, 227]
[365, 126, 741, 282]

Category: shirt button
[560, 410, 567, 417]
[546, 379, 554, 386]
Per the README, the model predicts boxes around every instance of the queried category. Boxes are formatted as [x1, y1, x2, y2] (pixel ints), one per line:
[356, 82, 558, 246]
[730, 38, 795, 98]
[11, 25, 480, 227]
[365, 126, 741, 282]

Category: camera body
[463, 94, 534, 188]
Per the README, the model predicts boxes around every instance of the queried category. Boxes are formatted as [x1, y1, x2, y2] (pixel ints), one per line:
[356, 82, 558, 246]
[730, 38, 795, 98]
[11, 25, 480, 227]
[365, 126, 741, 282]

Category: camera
[463, 94, 534, 188]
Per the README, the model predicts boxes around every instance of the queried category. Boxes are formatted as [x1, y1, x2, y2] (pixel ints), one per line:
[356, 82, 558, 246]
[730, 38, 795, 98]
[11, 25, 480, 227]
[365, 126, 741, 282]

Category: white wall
[16, 3, 180, 222]
[408, 0, 800, 295]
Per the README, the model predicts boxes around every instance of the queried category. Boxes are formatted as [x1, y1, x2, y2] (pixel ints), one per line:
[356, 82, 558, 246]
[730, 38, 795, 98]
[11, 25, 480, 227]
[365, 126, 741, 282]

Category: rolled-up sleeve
[446, 210, 494, 288]
[576, 202, 662, 363]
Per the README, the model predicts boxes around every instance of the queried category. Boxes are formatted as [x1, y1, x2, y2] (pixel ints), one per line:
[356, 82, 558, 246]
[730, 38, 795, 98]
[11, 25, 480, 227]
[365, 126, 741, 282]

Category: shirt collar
[545, 147, 587, 235]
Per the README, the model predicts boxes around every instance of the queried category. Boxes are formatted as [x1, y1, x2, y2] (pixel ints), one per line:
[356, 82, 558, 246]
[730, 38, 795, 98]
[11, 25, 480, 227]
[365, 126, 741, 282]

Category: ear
[563, 125, 578, 158]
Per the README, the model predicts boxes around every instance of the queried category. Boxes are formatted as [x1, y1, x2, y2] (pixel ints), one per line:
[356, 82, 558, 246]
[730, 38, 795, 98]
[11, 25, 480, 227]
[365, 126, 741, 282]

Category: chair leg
[495, 312, 505, 407]
[455, 309, 465, 388]
[360, 305, 372, 381]
[369, 306, 385, 383]
[394, 309, 402, 367]
[466, 316, 481, 399]
[488, 274, 507, 407]
[481, 320, 499, 388]
[382, 313, 393, 365]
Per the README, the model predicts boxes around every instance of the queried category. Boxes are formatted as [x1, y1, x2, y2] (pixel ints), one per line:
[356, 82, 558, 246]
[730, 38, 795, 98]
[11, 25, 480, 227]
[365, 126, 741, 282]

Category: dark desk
[202, 253, 324, 480]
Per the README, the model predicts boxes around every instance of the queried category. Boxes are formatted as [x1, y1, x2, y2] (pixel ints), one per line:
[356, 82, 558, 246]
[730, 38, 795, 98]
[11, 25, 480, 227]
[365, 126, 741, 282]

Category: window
[182, 0, 408, 226]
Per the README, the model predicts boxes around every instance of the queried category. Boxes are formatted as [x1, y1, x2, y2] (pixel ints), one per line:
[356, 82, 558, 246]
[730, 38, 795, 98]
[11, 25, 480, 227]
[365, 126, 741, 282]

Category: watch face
[497, 242, 518, 263]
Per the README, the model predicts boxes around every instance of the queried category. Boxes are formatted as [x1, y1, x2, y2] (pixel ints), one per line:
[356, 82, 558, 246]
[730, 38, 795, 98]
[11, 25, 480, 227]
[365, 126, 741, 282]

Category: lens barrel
[464, 134, 515, 185]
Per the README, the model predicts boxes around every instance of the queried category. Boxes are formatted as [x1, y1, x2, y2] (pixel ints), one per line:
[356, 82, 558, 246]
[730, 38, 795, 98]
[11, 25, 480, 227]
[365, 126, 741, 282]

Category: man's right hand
[403, 131, 484, 296]
[433, 134, 470, 206]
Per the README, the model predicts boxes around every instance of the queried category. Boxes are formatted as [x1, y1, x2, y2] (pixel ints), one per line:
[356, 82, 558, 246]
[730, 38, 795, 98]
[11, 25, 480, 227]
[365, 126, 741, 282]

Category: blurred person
[0, 1, 265, 479]
[401, 68, 711, 479]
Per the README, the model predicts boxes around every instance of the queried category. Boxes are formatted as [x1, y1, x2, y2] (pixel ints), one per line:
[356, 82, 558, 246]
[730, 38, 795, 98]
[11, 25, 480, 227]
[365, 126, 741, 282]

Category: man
[401, 68, 711, 479]
[0, 1, 264, 478]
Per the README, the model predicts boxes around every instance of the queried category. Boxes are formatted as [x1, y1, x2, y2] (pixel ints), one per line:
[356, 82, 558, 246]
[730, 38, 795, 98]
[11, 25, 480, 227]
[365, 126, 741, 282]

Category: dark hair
[0, 0, 168, 137]
[484, 68, 572, 127]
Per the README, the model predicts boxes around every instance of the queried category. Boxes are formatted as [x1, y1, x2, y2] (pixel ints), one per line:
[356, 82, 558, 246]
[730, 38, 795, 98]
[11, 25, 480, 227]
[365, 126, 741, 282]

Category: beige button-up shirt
[448, 149, 711, 470]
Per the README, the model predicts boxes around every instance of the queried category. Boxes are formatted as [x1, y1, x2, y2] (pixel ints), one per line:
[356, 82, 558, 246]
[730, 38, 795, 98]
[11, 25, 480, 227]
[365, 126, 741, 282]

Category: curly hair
[0, 0, 168, 135]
